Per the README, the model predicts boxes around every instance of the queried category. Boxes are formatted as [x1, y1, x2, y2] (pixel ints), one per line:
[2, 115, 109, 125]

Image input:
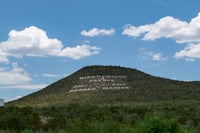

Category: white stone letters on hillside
[70, 75, 129, 92]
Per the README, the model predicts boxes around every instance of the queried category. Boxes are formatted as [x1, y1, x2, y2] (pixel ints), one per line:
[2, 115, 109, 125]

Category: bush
[0, 111, 26, 130]
[134, 115, 194, 133]
[0, 107, 40, 131]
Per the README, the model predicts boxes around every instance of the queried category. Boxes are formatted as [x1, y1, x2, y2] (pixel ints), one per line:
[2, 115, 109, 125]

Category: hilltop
[7, 65, 200, 107]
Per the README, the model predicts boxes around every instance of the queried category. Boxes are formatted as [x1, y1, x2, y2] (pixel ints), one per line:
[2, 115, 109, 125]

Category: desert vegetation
[0, 103, 199, 132]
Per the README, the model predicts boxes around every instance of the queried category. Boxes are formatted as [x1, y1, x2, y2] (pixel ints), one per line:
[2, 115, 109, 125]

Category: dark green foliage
[0, 107, 40, 131]
[67, 118, 134, 133]
[134, 115, 193, 133]
[0, 103, 197, 132]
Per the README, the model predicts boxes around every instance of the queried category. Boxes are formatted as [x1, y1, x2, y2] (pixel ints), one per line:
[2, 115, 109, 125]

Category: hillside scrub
[7, 66, 200, 107]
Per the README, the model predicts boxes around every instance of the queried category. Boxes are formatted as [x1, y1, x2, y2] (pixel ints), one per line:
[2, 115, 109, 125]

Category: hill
[7, 65, 200, 107]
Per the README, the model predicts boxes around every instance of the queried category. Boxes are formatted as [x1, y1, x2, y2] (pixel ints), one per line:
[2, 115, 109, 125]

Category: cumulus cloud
[81, 28, 115, 37]
[122, 15, 199, 43]
[0, 63, 47, 89]
[141, 51, 167, 61]
[0, 26, 100, 62]
[123, 13, 200, 61]
[59, 44, 100, 59]
[174, 43, 200, 61]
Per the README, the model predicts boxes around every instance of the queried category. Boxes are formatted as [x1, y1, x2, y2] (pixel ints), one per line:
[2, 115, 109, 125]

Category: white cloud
[81, 28, 115, 37]
[0, 49, 9, 64]
[175, 43, 200, 61]
[0, 63, 31, 85]
[123, 12, 200, 61]
[59, 44, 100, 59]
[3, 84, 47, 90]
[152, 53, 167, 61]
[41, 73, 61, 78]
[142, 51, 167, 61]
[122, 24, 152, 38]
[0, 63, 47, 90]
[122, 15, 197, 43]
[0, 26, 100, 60]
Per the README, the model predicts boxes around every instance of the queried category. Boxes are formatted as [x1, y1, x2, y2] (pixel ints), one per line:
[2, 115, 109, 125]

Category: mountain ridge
[7, 65, 200, 107]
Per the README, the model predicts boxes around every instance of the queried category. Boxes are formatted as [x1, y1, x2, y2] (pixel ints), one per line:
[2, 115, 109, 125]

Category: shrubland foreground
[0, 103, 198, 132]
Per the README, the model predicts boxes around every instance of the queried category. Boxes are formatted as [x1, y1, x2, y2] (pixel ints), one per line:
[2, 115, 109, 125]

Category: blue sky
[1, 0, 200, 101]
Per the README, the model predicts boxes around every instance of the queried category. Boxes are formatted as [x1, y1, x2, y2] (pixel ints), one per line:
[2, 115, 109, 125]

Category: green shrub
[134, 115, 194, 133]
[0, 111, 26, 130]
[0, 107, 40, 131]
